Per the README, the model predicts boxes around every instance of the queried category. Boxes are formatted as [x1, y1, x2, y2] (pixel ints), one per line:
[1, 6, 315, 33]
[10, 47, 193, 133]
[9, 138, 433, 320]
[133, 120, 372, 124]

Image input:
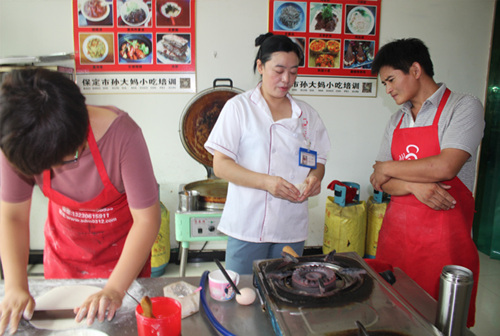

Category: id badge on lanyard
[298, 117, 317, 169]
[299, 147, 317, 169]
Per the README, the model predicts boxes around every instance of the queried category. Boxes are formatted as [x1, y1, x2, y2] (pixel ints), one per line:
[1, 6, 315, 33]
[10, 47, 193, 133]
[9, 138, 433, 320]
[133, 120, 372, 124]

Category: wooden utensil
[140, 296, 155, 318]
[30, 309, 76, 321]
[282, 245, 299, 258]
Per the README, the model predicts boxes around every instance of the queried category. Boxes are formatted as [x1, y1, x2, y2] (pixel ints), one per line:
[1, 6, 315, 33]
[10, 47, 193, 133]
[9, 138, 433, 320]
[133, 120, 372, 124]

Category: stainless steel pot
[178, 190, 199, 212]
[183, 179, 228, 210]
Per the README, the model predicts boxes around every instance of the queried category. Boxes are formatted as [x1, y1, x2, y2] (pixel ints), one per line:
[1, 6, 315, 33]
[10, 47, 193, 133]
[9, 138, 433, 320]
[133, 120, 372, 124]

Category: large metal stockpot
[179, 78, 243, 210]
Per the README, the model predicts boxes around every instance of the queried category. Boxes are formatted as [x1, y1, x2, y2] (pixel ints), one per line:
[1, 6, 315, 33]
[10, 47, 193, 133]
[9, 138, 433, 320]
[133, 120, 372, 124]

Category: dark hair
[371, 38, 434, 77]
[253, 33, 304, 73]
[0, 68, 89, 176]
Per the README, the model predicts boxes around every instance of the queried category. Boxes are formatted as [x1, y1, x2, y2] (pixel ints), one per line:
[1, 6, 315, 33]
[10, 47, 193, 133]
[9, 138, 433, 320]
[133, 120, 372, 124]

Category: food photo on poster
[117, 0, 152, 27]
[309, 2, 342, 34]
[157, 33, 192, 64]
[309, 38, 341, 69]
[273, 1, 307, 32]
[157, 0, 191, 27]
[79, 33, 114, 64]
[345, 5, 376, 36]
[161, 2, 181, 23]
[118, 33, 153, 64]
[77, 0, 113, 26]
[343, 40, 374, 69]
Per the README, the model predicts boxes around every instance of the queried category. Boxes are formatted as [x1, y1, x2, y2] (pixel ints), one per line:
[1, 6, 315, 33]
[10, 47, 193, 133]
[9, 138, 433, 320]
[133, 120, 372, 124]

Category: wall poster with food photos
[73, 0, 196, 94]
[269, 0, 381, 97]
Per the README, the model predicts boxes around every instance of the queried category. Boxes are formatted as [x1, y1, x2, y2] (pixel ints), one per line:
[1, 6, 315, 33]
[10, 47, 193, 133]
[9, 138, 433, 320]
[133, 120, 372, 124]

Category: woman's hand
[297, 164, 325, 202]
[265, 175, 301, 202]
[0, 287, 35, 335]
[75, 287, 123, 326]
[75, 202, 160, 326]
[297, 175, 321, 202]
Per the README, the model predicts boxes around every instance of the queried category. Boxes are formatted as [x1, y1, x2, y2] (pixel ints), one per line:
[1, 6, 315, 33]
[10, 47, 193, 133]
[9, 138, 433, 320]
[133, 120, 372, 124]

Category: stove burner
[255, 254, 374, 308]
[291, 266, 336, 294]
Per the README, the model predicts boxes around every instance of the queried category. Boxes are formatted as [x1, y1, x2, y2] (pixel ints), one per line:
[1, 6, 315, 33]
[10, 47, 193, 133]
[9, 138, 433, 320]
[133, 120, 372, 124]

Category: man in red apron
[369, 38, 485, 327]
[0, 69, 160, 335]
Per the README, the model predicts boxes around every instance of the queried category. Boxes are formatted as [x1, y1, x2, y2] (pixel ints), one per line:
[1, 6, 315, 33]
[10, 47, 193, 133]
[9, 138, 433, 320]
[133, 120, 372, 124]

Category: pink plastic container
[135, 297, 181, 336]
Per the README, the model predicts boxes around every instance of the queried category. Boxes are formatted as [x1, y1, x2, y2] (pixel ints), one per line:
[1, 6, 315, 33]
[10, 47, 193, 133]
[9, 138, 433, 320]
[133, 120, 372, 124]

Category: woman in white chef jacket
[205, 33, 331, 274]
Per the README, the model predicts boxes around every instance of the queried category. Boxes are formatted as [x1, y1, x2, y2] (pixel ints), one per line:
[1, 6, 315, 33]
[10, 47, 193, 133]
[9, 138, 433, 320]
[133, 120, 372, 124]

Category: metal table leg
[179, 241, 190, 277]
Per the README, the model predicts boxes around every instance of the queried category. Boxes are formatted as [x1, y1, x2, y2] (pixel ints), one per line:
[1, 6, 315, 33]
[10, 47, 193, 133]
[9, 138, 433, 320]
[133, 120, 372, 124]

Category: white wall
[0, 0, 495, 250]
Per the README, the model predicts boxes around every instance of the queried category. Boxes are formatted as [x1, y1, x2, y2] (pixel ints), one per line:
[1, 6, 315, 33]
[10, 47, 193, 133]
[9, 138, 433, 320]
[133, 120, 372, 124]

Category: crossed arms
[370, 148, 470, 210]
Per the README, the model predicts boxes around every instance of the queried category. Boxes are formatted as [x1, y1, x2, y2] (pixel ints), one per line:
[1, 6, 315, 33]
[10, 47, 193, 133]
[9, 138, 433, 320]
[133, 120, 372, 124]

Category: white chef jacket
[204, 84, 331, 243]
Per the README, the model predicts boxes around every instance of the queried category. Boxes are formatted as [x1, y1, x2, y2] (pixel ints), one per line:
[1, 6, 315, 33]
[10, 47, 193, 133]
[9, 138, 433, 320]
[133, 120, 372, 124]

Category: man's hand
[410, 182, 456, 210]
[370, 161, 391, 191]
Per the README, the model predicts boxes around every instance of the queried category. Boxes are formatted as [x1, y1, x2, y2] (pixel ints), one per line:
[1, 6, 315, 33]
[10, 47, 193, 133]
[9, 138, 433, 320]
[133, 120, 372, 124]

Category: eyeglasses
[62, 149, 79, 165]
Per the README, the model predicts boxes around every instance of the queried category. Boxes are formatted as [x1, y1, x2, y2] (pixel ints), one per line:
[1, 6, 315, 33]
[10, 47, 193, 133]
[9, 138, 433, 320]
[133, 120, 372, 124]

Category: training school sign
[73, 0, 196, 94]
[269, 0, 382, 97]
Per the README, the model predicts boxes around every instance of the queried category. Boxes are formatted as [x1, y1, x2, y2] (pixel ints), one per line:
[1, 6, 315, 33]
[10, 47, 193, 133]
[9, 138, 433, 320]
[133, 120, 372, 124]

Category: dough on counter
[30, 285, 101, 331]
[294, 182, 307, 196]
[50, 330, 109, 335]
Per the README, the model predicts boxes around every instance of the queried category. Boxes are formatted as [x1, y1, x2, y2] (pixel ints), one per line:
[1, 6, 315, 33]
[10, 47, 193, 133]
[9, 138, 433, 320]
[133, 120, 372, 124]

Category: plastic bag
[323, 196, 367, 257]
[365, 196, 388, 258]
[163, 281, 200, 319]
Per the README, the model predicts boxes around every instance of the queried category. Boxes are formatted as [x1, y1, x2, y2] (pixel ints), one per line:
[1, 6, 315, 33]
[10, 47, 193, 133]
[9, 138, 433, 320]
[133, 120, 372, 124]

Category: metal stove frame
[175, 209, 226, 277]
[252, 252, 443, 336]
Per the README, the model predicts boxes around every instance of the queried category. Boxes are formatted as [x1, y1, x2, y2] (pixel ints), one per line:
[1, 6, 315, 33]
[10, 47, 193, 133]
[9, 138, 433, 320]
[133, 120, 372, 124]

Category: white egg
[235, 287, 256, 305]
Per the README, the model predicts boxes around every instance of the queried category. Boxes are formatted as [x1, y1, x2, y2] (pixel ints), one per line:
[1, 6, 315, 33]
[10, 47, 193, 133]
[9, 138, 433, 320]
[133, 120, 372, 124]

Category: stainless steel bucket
[178, 190, 199, 212]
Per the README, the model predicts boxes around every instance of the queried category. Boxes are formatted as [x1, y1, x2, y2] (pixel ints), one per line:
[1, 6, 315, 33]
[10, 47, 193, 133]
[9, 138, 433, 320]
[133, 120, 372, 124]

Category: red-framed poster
[269, 0, 381, 97]
[73, 0, 196, 93]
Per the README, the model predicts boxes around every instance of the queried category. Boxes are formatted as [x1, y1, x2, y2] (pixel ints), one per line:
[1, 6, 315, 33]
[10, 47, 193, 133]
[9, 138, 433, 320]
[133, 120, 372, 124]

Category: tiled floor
[469, 252, 500, 336]
[23, 251, 500, 335]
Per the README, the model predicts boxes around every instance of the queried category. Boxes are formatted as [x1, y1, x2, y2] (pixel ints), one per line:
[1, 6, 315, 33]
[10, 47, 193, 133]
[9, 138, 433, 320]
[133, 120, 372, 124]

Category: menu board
[269, 0, 381, 97]
[73, 0, 196, 93]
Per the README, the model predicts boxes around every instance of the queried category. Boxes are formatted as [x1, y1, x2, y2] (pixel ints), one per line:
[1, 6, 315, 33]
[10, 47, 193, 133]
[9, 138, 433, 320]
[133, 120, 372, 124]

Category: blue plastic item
[373, 189, 383, 204]
[334, 182, 360, 206]
[199, 271, 236, 336]
[373, 190, 391, 204]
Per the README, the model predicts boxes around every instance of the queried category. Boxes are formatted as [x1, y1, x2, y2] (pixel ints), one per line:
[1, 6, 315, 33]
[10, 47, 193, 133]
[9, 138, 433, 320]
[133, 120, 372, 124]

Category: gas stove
[253, 251, 442, 336]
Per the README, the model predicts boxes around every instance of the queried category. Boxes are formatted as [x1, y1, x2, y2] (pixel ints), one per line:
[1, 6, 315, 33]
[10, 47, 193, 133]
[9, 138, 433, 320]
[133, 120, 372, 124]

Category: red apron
[376, 89, 479, 327]
[42, 124, 150, 279]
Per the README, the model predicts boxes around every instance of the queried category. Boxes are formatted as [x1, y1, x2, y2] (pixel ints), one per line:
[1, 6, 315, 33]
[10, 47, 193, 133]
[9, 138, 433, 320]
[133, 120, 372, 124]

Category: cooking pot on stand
[179, 78, 243, 211]
[178, 190, 199, 212]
